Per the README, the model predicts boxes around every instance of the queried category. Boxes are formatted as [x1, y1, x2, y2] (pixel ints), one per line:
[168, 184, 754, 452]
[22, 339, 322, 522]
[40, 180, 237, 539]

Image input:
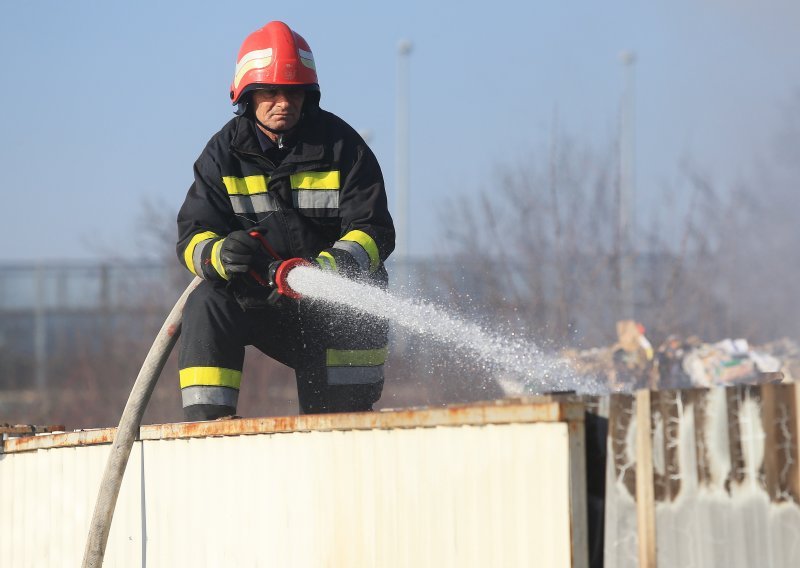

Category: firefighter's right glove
[313, 248, 365, 279]
[219, 230, 264, 275]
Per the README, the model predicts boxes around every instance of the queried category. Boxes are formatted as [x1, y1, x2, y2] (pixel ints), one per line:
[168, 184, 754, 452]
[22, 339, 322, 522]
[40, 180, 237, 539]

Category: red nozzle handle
[274, 258, 314, 299]
[248, 230, 282, 260]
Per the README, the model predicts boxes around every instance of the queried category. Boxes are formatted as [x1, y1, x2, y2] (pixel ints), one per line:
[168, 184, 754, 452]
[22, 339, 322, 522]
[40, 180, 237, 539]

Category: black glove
[314, 248, 363, 278]
[219, 230, 263, 275]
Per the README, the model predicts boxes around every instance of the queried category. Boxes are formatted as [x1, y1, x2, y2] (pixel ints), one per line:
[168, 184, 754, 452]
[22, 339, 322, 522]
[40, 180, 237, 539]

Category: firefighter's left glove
[219, 230, 263, 275]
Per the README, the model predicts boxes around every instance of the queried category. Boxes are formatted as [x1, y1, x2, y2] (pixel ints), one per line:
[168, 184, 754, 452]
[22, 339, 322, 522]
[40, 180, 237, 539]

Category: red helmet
[230, 21, 320, 107]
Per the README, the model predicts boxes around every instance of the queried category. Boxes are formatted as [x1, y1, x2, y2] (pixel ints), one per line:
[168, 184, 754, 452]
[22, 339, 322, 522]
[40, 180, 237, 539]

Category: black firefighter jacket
[177, 111, 395, 287]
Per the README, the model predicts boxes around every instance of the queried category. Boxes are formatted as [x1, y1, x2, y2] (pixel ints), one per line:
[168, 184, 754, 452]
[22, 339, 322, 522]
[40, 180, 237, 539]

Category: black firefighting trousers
[178, 278, 389, 421]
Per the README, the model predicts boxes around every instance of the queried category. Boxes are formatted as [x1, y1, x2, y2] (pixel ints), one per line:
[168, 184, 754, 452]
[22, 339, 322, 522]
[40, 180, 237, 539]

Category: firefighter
[176, 21, 395, 421]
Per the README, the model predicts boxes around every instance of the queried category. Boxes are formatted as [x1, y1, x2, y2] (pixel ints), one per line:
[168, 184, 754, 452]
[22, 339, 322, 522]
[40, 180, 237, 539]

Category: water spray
[285, 266, 604, 396]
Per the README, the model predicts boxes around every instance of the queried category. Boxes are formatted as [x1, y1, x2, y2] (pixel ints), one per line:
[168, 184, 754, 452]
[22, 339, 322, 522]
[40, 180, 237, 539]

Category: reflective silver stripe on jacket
[229, 193, 279, 215]
[326, 365, 384, 385]
[192, 238, 215, 276]
[181, 385, 240, 408]
[293, 190, 339, 210]
[332, 239, 371, 272]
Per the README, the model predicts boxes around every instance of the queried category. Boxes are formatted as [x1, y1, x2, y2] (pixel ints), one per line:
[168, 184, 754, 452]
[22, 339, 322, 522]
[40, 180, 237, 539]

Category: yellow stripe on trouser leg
[340, 230, 380, 272]
[179, 367, 242, 389]
[325, 346, 388, 385]
[180, 367, 242, 409]
[326, 346, 388, 367]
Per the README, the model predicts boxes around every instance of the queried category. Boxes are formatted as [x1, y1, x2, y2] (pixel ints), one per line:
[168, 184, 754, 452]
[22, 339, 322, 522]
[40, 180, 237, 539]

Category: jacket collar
[230, 115, 328, 165]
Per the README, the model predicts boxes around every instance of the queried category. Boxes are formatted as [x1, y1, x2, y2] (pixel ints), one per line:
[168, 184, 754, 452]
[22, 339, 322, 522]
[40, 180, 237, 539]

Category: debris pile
[563, 320, 796, 392]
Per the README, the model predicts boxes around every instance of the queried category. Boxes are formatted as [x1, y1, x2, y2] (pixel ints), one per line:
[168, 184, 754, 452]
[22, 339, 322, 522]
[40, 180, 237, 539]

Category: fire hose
[82, 244, 311, 567]
[81, 275, 201, 568]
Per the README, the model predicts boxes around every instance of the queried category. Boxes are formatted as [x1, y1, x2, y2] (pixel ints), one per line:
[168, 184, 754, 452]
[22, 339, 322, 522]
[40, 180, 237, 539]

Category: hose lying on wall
[82, 276, 202, 568]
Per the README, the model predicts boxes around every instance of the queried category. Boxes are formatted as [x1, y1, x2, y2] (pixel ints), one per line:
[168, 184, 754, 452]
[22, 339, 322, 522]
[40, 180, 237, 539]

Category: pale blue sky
[1, 1, 797, 260]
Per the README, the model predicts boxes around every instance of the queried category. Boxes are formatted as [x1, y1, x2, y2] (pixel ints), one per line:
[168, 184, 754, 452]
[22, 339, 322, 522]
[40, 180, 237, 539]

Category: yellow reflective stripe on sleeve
[210, 238, 228, 280]
[290, 170, 340, 190]
[183, 231, 219, 275]
[179, 367, 242, 389]
[341, 230, 380, 272]
[317, 250, 337, 271]
[222, 175, 269, 195]
[326, 346, 388, 367]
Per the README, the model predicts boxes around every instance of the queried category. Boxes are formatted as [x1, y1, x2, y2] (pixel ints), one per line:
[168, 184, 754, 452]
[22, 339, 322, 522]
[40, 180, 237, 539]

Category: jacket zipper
[230, 146, 301, 258]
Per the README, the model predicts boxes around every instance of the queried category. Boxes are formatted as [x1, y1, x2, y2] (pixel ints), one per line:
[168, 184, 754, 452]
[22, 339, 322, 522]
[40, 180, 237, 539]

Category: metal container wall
[0, 401, 588, 568]
[0, 443, 143, 567]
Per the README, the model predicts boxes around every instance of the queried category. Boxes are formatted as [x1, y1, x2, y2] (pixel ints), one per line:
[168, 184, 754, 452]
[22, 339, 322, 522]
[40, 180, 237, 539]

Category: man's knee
[296, 342, 387, 414]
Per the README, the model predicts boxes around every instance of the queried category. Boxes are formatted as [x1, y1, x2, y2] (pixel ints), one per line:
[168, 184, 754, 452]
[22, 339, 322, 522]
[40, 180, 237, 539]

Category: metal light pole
[395, 39, 412, 291]
[618, 50, 636, 320]
[34, 263, 48, 413]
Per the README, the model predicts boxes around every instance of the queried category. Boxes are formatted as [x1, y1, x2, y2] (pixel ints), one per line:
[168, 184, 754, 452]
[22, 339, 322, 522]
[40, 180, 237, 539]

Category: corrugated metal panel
[0, 443, 142, 568]
[0, 402, 586, 567]
[139, 423, 577, 568]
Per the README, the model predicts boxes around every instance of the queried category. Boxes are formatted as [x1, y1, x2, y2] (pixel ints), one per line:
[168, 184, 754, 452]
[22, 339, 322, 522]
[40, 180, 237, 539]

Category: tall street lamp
[395, 39, 413, 290]
[619, 50, 636, 320]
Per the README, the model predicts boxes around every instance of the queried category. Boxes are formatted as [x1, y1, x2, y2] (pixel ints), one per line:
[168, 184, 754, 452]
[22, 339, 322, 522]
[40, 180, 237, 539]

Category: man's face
[252, 88, 306, 135]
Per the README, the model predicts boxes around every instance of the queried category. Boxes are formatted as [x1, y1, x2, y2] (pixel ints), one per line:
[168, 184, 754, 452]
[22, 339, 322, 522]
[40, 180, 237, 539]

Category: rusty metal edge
[0, 424, 65, 435]
[3, 398, 585, 454]
[3, 427, 118, 454]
